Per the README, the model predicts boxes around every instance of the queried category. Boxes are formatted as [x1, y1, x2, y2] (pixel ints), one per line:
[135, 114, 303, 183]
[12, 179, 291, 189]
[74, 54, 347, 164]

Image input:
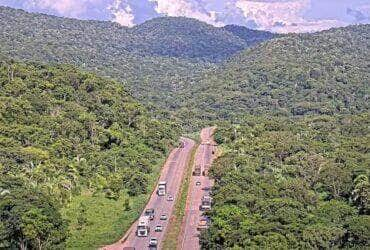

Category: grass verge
[162, 134, 200, 250]
[62, 156, 167, 250]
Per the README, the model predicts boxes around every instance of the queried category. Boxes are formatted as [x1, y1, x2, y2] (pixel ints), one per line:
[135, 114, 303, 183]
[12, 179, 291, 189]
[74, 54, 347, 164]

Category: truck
[157, 181, 167, 196]
[136, 216, 150, 237]
[193, 165, 201, 176]
[200, 195, 212, 211]
[144, 208, 155, 220]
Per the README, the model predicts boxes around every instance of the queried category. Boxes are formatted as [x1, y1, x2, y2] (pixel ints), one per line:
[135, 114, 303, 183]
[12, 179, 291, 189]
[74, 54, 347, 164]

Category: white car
[196, 181, 201, 186]
[166, 194, 174, 201]
[155, 225, 163, 232]
[160, 214, 167, 220]
[149, 237, 158, 247]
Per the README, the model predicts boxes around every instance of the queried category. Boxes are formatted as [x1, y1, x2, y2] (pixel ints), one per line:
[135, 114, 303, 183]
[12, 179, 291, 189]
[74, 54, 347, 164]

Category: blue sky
[1, 0, 369, 33]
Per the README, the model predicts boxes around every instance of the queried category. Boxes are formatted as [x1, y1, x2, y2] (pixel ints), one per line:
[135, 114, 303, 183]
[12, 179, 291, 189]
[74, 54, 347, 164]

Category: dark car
[144, 208, 155, 220]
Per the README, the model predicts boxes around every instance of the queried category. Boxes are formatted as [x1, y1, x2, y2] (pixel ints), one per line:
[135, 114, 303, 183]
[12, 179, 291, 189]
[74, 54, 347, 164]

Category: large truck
[136, 216, 150, 237]
[193, 165, 201, 176]
[200, 195, 212, 211]
[157, 181, 167, 196]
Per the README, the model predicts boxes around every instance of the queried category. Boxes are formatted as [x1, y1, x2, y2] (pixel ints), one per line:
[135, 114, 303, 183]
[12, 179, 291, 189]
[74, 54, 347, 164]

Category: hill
[0, 6, 277, 113]
[131, 17, 248, 62]
[223, 24, 278, 46]
[178, 24, 370, 124]
[0, 58, 179, 249]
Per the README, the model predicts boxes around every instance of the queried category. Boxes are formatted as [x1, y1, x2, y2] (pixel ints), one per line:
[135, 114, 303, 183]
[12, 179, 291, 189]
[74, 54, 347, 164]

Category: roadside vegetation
[202, 114, 369, 249]
[0, 5, 369, 250]
[0, 59, 179, 249]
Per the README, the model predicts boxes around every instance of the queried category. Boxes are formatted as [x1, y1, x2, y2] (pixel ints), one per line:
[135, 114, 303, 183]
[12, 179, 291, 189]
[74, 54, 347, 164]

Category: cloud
[235, 0, 346, 33]
[23, 0, 91, 17]
[1, 0, 369, 32]
[149, 0, 224, 26]
[108, 0, 135, 27]
[347, 4, 370, 22]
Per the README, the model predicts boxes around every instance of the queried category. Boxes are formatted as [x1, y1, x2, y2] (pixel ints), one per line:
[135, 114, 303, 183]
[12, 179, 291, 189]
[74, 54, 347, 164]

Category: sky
[1, 0, 369, 33]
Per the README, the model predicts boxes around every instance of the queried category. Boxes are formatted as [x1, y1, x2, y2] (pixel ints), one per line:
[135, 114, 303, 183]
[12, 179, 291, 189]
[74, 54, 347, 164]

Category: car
[160, 214, 167, 220]
[166, 194, 174, 201]
[144, 208, 155, 220]
[155, 225, 163, 232]
[196, 181, 201, 186]
[149, 237, 158, 247]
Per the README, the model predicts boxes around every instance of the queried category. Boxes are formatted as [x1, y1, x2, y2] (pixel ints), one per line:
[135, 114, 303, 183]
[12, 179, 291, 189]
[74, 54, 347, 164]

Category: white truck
[136, 216, 150, 237]
[200, 195, 212, 211]
[157, 181, 167, 196]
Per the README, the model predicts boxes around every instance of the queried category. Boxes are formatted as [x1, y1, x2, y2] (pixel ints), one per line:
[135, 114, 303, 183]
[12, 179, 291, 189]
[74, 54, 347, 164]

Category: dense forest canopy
[0, 59, 179, 249]
[177, 24, 370, 125]
[0, 6, 276, 114]
[0, 5, 369, 250]
[203, 114, 369, 249]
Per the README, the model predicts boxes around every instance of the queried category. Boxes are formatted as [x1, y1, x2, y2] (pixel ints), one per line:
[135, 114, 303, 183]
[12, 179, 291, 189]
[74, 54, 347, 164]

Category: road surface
[179, 127, 217, 250]
[103, 137, 195, 250]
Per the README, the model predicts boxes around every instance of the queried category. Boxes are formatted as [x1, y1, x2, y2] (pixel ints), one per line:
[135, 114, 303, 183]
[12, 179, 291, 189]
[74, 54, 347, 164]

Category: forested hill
[178, 24, 370, 123]
[0, 58, 179, 249]
[223, 24, 279, 46]
[131, 17, 261, 62]
[0, 6, 277, 111]
[0, 6, 275, 63]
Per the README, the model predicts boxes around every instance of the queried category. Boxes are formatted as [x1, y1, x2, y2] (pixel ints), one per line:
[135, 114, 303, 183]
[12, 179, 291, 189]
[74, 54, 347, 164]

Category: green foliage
[203, 114, 370, 249]
[131, 17, 275, 62]
[0, 60, 179, 248]
[0, 176, 67, 249]
[177, 25, 370, 126]
[0, 7, 276, 127]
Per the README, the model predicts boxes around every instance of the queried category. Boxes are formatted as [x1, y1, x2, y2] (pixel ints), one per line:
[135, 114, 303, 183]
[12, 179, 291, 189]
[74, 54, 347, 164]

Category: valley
[0, 4, 369, 250]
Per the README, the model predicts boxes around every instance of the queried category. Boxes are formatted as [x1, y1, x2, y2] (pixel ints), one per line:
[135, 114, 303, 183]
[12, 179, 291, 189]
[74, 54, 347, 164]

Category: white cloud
[108, 0, 135, 27]
[235, 0, 347, 33]
[24, 0, 90, 17]
[149, 0, 224, 26]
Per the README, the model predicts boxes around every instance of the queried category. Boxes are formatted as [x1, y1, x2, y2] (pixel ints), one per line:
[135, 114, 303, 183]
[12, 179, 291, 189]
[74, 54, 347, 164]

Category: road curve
[102, 137, 195, 250]
[179, 127, 217, 250]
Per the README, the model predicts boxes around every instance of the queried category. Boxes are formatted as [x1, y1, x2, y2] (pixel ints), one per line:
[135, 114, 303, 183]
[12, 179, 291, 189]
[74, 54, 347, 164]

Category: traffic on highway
[103, 128, 216, 250]
[103, 138, 195, 250]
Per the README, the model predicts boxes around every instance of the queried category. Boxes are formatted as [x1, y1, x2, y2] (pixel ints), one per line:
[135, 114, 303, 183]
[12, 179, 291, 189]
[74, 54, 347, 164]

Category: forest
[0, 59, 179, 248]
[0, 5, 369, 250]
[177, 24, 370, 126]
[203, 114, 369, 249]
[0, 6, 275, 115]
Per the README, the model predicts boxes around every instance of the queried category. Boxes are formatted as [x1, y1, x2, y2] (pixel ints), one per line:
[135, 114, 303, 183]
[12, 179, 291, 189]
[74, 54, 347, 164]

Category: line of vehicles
[194, 142, 215, 233]
[135, 181, 173, 249]
[133, 139, 215, 249]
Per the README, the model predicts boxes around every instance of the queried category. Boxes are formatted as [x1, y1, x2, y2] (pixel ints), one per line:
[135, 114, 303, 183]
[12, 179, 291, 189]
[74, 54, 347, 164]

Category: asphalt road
[179, 127, 217, 250]
[103, 137, 195, 250]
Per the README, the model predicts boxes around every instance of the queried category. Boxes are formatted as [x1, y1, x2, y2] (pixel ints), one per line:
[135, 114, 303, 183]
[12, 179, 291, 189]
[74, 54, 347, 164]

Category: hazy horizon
[1, 0, 369, 33]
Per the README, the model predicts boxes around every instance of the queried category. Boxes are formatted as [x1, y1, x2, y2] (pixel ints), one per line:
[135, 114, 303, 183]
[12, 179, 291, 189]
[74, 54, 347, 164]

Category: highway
[103, 137, 195, 250]
[179, 127, 217, 250]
